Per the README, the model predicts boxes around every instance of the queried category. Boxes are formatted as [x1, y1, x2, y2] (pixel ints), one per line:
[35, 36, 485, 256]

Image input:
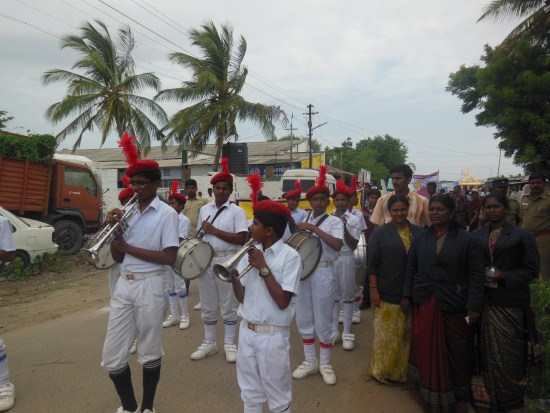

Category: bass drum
[285, 231, 322, 280]
[82, 237, 115, 270]
[173, 237, 213, 280]
[355, 233, 367, 287]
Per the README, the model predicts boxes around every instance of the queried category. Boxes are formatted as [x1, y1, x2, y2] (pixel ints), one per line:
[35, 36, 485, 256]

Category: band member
[285, 180, 307, 229]
[101, 132, 179, 413]
[162, 180, 191, 330]
[331, 181, 361, 350]
[0, 215, 16, 412]
[191, 158, 248, 363]
[292, 166, 343, 386]
[231, 181, 301, 413]
[346, 176, 368, 324]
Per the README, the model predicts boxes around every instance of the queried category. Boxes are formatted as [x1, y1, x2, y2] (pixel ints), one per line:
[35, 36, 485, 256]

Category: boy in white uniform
[102, 133, 179, 413]
[231, 199, 301, 413]
[0, 215, 16, 412]
[191, 158, 248, 363]
[331, 181, 361, 350]
[162, 180, 191, 330]
[292, 166, 344, 386]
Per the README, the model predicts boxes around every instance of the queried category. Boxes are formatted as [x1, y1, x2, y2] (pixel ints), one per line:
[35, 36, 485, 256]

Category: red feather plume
[121, 175, 130, 187]
[335, 179, 348, 193]
[295, 180, 302, 194]
[171, 179, 179, 196]
[221, 157, 230, 174]
[351, 175, 357, 191]
[247, 172, 263, 208]
[317, 165, 328, 188]
[118, 132, 139, 167]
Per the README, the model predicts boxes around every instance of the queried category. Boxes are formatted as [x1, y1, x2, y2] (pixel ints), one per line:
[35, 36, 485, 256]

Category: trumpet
[83, 193, 139, 264]
[213, 239, 258, 282]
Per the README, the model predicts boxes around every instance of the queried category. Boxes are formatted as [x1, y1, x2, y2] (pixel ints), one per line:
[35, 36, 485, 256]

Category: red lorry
[0, 131, 102, 254]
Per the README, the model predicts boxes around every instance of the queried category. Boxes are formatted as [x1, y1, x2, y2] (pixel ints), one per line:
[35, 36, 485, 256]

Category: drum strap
[288, 216, 297, 233]
[208, 205, 227, 227]
[310, 213, 329, 228]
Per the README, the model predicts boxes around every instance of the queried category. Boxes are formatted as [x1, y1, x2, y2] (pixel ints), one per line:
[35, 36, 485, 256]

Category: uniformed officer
[520, 173, 550, 280]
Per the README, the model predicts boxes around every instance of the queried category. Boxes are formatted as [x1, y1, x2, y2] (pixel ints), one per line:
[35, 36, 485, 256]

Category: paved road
[3, 295, 423, 413]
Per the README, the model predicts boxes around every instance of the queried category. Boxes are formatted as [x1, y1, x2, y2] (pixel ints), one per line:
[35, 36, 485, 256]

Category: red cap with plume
[306, 165, 330, 201]
[332, 179, 351, 198]
[246, 172, 263, 209]
[254, 200, 291, 220]
[118, 175, 134, 202]
[284, 180, 303, 200]
[348, 175, 358, 196]
[168, 179, 186, 204]
[210, 157, 233, 184]
[118, 131, 159, 177]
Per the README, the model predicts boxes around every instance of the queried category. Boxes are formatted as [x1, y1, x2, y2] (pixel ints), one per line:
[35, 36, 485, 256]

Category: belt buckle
[247, 322, 256, 332]
[127, 274, 135, 280]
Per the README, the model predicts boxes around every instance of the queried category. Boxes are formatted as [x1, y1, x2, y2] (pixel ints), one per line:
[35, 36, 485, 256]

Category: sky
[0, 0, 525, 181]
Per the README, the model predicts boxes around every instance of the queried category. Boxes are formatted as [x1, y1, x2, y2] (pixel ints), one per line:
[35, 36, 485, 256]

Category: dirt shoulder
[0, 258, 108, 332]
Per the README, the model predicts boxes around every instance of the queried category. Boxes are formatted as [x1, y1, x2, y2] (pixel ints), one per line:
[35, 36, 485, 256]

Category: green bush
[0, 252, 73, 280]
[0, 131, 57, 163]
[528, 280, 550, 400]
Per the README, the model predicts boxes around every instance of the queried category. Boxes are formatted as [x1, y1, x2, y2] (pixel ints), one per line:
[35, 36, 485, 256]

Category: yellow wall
[300, 153, 324, 169]
[237, 198, 362, 220]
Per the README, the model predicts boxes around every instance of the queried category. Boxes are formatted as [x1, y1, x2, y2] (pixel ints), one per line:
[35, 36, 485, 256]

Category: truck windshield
[64, 166, 98, 197]
[282, 179, 315, 193]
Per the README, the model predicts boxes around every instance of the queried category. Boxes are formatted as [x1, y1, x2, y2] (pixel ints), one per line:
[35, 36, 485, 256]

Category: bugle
[213, 239, 257, 282]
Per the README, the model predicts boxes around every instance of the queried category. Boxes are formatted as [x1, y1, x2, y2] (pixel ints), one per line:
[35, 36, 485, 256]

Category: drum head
[175, 239, 213, 280]
[354, 234, 367, 286]
[294, 236, 322, 280]
[82, 237, 115, 269]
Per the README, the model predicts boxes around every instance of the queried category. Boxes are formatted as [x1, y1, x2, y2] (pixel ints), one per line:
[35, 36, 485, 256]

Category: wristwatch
[259, 267, 271, 277]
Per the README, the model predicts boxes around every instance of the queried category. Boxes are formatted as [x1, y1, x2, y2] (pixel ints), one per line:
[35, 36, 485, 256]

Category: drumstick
[197, 215, 211, 237]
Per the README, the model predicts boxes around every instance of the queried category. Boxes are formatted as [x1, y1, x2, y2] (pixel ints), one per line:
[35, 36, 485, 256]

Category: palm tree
[155, 21, 287, 171]
[43, 20, 167, 152]
[478, 0, 550, 48]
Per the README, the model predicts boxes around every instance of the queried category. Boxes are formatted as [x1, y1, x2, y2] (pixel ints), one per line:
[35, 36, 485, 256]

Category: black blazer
[367, 222, 422, 304]
[403, 227, 485, 313]
[472, 222, 539, 308]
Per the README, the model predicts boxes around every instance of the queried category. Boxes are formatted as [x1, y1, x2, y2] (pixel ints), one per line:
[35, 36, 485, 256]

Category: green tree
[155, 21, 287, 171]
[278, 135, 322, 152]
[446, 39, 550, 174]
[478, 0, 550, 50]
[356, 134, 408, 170]
[0, 111, 13, 129]
[43, 20, 167, 152]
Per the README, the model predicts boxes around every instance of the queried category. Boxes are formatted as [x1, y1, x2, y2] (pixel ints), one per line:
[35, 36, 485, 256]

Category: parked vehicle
[280, 169, 337, 197]
[0, 131, 102, 254]
[0, 206, 58, 268]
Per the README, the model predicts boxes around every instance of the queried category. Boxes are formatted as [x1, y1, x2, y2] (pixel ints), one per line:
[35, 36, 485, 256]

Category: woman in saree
[471, 192, 540, 412]
[367, 194, 421, 383]
[402, 194, 485, 413]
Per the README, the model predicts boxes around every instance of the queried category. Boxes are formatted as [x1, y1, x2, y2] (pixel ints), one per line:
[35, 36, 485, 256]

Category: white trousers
[0, 337, 10, 386]
[237, 322, 292, 413]
[101, 275, 165, 370]
[108, 263, 121, 298]
[198, 256, 238, 322]
[295, 266, 336, 343]
[334, 254, 357, 302]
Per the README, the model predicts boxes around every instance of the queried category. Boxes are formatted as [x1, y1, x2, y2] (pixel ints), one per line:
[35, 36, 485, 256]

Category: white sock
[168, 291, 179, 317]
[178, 292, 188, 316]
[302, 336, 316, 363]
[343, 302, 353, 334]
[204, 322, 217, 343]
[320, 346, 331, 365]
[223, 320, 237, 345]
[0, 338, 11, 386]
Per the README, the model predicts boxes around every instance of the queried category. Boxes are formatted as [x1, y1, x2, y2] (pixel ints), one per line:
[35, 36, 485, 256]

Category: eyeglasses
[129, 180, 151, 188]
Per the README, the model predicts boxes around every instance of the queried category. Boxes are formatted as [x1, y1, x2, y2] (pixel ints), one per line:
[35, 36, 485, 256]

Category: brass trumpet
[213, 239, 258, 282]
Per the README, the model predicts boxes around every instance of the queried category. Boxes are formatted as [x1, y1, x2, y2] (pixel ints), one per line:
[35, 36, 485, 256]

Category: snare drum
[173, 237, 213, 280]
[285, 231, 322, 280]
[354, 233, 367, 287]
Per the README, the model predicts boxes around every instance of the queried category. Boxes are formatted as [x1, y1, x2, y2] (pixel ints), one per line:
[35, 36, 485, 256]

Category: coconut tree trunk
[211, 134, 224, 172]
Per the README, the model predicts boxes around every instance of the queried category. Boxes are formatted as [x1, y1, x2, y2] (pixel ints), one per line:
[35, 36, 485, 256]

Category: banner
[411, 171, 439, 197]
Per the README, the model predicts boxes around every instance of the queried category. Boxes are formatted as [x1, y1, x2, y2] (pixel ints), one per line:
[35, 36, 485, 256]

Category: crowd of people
[0, 138, 548, 413]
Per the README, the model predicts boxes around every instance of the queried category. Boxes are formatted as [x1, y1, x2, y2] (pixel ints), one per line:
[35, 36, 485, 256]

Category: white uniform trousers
[295, 265, 336, 344]
[334, 254, 357, 303]
[108, 263, 121, 298]
[198, 255, 239, 322]
[101, 275, 165, 370]
[237, 322, 292, 413]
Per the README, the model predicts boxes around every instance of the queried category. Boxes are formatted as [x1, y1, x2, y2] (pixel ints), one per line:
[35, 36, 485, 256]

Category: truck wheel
[55, 221, 83, 255]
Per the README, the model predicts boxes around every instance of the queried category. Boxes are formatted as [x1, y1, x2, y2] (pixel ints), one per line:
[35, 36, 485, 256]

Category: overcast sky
[1, 0, 524, 181]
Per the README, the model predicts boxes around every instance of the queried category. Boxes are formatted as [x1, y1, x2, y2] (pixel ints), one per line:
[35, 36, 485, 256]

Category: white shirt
[237, 239, 301, 326]
[197, 200, 248, 252]
[122, 196, 180, 273]
[291, 208, 308, 225]
[0, 217, 15, 252]
[178, 212, 190, 239]
[348, 208, 367, 231]
[335, 211, 361, 253]
[307, 213, 344, 262]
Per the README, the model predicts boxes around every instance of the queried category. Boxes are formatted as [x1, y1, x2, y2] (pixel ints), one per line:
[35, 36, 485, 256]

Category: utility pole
[285, 113, 298, 170]
[303, 104, 327, 168]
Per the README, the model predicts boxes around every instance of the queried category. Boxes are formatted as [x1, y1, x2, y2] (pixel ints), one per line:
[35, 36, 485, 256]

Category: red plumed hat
[210, 157, 233, 184]
[348, 176, 358, 196]
[246, 172, 263, 209]
[254, 200, 291, 220]
[168, 179, 186, 204]
[118, 187, 134, 202]
[306, 166, 330, 201]
[284, 180, 302, 200]
[118, 131, 159, 177]
[332, 179, 351, 198]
